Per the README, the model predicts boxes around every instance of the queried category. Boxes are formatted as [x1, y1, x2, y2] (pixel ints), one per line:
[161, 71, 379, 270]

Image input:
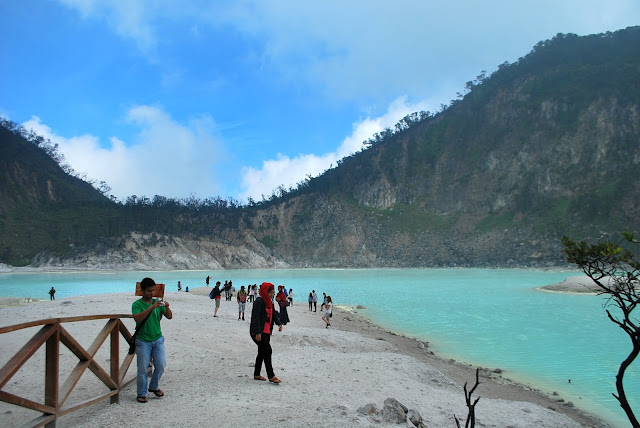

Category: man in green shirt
[132, 277, 173, 403]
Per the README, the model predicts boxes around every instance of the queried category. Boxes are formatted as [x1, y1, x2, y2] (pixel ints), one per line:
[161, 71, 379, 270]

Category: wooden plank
[0, 315, 132, 334]
[119, 353, 135, 384]
[57, 390, 119, 417]
[118, 319, 133, 343]
[44, 328, 59, 413]
[0, 325, 57, 389]
[18, 414, 56, 428]
[57, 325, 117, 407]
[0, 390, 56, 414]
[110, 326, 120, 404]
[135, 282, 165, 297]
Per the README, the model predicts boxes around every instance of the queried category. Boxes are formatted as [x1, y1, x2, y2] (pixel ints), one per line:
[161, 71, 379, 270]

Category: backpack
[209, 288, 215, 299]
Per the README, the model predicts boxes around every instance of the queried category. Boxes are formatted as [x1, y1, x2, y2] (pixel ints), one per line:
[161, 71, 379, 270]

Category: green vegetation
[2, 27, 640, 267]
[258, 235, 278, 249]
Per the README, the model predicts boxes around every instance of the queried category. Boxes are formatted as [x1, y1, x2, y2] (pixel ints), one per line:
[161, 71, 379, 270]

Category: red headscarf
[259, 282, 274, 309]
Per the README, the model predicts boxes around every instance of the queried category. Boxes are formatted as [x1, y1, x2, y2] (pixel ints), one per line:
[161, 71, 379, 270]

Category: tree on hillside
[562, 232, 640, 427]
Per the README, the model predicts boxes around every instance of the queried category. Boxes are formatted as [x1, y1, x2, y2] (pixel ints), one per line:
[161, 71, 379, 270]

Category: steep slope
[3, 27, 640, 269]
[0, 122, 114, 265]
[240, 28, 640, 267]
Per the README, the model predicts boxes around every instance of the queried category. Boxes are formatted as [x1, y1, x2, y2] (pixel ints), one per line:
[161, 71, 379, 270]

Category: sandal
[148, 389, 164, 397]
[137, 396, 147, 403]
[253, 375, 267, 381]
[269, 376, 282, 384]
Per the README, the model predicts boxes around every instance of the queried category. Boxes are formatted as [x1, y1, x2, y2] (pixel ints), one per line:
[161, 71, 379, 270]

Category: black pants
[309, 302, 313, 311]
[251, 333, 274, 378]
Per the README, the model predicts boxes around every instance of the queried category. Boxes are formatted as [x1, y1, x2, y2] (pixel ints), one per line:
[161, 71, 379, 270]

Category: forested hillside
[2, 27, 639, 269]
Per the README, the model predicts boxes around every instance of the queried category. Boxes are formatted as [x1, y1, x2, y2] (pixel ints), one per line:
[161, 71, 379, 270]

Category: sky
[2, 0, 639, 203]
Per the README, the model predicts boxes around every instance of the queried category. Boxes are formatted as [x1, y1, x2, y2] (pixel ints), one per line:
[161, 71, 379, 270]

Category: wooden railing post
[44, 323, 60, 428]
[0, 314, 134, 428]
[110, 319, 120, 404]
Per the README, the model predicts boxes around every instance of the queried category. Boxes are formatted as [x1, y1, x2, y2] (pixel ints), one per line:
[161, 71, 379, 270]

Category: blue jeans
[136, 336, 166, 397]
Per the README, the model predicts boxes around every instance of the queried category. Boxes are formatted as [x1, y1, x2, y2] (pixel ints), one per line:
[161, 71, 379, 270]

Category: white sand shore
[0, 288, 609, 427]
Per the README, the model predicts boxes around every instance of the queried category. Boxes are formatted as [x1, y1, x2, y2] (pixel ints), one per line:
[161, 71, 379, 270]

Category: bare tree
[562, 232, 640, 427]
[454, 367, 481, 428]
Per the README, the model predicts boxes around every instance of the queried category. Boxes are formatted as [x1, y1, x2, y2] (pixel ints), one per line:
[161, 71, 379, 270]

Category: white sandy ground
[0, 288, 610, 428]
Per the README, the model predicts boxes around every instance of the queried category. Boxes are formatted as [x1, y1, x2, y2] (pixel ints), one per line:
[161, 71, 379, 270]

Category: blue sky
[2, 0, 639, 203]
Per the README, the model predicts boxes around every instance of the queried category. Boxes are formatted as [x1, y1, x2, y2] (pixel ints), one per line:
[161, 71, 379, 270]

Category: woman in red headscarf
[249, 282, 283, 383]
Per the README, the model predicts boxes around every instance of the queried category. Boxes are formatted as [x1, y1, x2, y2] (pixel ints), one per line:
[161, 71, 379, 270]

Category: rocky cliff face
[9, 28, 640, 270]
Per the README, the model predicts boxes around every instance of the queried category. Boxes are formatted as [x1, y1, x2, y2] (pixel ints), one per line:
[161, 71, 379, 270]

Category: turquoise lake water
[0, 268, 637, 427]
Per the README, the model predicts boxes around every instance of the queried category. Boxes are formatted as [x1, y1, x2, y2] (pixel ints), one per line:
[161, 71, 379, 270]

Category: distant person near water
[321, 293, 327, 311]
[248, 284, 256, 303]
[132, 277, 173, 403]
[308, 292, 313, 311]
[206, 275, 210, 286]
[237, 285, 247, 320]
[288, 288, 294, 306]
[249, 282, 283, 383]
[312, 290, 318, 312]
[322, 296, 333, 328]
[276, 285, 290, 325]
[177, 281, 182, 291]
[211, 281, 222, 317]
[49, 287, 56, 300]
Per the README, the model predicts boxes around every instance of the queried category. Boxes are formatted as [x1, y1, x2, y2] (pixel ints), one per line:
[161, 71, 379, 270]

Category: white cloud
[22, 107, 224, 201]
[239, 96, 431, 202]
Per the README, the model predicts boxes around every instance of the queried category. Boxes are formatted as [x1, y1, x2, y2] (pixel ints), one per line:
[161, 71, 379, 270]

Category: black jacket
[250, 297, 281, 335]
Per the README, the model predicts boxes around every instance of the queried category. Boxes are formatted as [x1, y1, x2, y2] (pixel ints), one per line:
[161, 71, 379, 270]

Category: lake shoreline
[0, 287, 612, 427]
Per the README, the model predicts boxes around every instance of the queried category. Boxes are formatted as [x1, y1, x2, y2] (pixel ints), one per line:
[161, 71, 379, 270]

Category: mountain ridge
[2, 27, 640, 269]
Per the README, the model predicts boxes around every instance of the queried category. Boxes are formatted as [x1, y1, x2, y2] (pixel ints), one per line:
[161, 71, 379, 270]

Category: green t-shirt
[132, 298, 166, 342]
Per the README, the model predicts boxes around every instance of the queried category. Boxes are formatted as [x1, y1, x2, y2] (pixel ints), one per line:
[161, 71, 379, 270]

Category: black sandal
[137, 396, 147, 403]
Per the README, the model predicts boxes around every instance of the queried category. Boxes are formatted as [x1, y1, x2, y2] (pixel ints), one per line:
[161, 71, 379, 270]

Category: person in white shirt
[322, 296, 333, 328]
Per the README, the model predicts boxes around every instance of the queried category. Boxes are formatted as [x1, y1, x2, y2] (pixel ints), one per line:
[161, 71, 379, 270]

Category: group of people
[306, 291, 333, 327]
[132, 276, 333, 403]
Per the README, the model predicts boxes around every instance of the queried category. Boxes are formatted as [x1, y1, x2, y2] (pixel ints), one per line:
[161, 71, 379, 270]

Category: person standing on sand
[132, 277, 173, 403]
[288, 289, 294, 306]
[321, 293, 327, 311]
[212, 281, 222, 317]
[177, 281, 182, 291]
[249, 282, 283, 383]
[312, 290, 318, 312]
[276, 286, 290, 325]
[49, 287, 56, 300]
[248, 284, 255, 303]
[308, 292, 313, 311]
[237, 285, 247, 320]
[322, 296, 333, 328]
[206, 276, 210, 286]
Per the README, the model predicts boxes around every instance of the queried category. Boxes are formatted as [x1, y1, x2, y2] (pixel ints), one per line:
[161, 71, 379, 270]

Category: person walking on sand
[132, 277, 173, 403]
[322, 296, 333, 328]
[49, 287, 56, 300]
[312, 290, 318, 312]
[250, 282, 283, 383]
[211, 281, 222, 317]
[237, 285, 247, 320]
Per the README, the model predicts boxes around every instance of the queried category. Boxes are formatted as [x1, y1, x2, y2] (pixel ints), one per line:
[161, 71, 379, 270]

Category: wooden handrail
[0, 314, 135, 428]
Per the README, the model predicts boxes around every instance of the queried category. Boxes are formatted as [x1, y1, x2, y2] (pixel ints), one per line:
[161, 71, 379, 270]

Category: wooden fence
[0, 314, 136, 428]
